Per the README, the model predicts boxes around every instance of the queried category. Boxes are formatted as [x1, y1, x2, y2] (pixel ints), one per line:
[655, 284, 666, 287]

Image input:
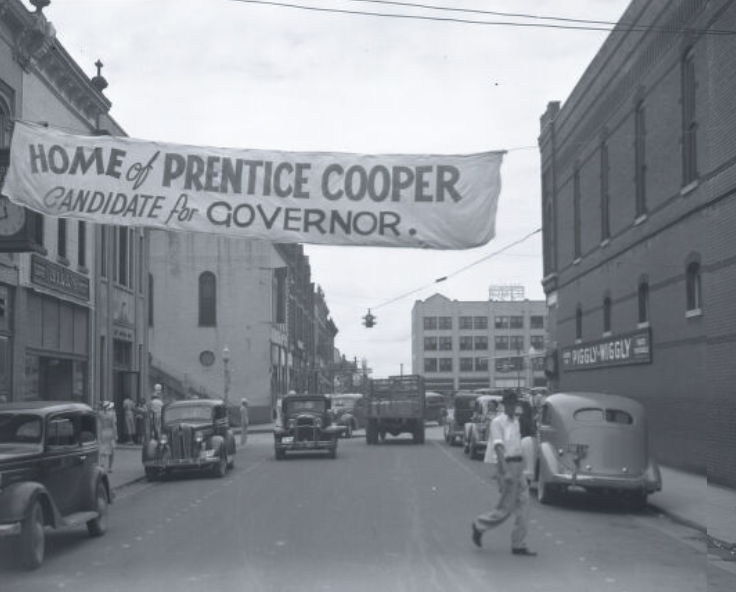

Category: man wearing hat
[472, 389, 536, 556]
[239, 398, 250, 446]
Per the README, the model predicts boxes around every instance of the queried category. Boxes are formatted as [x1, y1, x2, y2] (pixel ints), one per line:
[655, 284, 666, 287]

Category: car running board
[60, 511, 98, 527]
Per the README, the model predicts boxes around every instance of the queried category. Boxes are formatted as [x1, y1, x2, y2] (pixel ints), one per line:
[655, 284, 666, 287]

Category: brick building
[539, 0, 735, 483]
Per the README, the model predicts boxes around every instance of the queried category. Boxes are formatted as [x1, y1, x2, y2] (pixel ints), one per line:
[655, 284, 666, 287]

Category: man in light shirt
[472, 389, 536, 556]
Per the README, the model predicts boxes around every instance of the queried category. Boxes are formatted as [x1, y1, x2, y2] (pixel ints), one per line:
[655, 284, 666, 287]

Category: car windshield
[0, 413, 43, 448]
[164, 405, 212, 424]
[287, 400, 326, 413]
[332, 398, 355, 410]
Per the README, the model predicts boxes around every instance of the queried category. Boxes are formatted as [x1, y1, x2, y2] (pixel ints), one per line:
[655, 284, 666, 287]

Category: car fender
[81, 465, 113, 508]
[207, 435, 226, 456]
[645, 458, 663, 492]
[142, 439, 160, 462]
[0, 481, 60, 527]
[537, 441, 559, 480]
[226, 430, 236, 457]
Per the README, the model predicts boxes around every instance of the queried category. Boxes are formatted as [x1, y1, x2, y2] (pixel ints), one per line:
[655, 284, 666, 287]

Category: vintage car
[443, 391, 478, 446]
[0, 402, 112, 569]
[424, 391, 448, 426]
[142, 399, 236, 480]
[329, 393, 367, 438]
[531, 392, 662, 508]
[463, 394, 504, 460]
[274, 394, 343, 459]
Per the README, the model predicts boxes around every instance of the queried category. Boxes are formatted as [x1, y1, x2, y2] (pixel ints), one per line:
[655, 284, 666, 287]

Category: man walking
[239, 398, 249, 446]
[472, 389, 537, 556]
[149, 384, 164, 440]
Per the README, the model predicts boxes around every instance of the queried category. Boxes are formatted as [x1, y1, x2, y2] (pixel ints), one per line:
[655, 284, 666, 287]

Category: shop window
[686, 262, 702, 313]
[638, 282, 649, 324]
[198, 271, 217, 326]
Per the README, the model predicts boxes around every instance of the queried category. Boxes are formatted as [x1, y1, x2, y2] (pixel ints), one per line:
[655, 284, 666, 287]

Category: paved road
[1, 427, 731, 591]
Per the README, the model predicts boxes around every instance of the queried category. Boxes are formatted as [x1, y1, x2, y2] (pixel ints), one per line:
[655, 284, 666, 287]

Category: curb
[648, 502, 707, 535]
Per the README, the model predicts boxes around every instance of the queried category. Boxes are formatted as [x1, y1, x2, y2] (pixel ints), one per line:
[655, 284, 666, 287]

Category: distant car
[424, 392, 448, 426]
[443, 391, 478, 446]
[0, 402, 112, 569]
[274, 394, 343, 459]
[531, 392, 662, 509]
[330, 393, 367, 438]
[142, 399, 236, 480]
[464, 394, 503, 460]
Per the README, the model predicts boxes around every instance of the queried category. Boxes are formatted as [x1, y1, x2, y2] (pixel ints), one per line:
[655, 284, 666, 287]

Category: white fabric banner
[2, 121, 503, 249]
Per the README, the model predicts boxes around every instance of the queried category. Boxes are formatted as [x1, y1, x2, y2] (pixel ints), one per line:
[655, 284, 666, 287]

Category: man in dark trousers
[472, 389, 537, 556]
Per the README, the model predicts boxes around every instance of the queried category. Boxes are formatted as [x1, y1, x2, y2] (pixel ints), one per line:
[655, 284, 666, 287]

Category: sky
[35, 0, 631, 377]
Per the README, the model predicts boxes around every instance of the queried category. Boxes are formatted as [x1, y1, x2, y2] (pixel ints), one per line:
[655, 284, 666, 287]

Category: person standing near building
[239, 398, 250, 446]
[122, 395, 136, 443]
[98, 401, 117, 472]
[472, 389, 536, 556]
[149, 385, 164, 440]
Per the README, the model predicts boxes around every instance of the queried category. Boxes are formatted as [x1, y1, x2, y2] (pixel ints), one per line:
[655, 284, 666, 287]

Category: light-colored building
[411, 293, 547, 394]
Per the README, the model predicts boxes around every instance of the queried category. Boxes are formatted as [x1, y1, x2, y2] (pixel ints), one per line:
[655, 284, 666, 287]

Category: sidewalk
[106, 431, 736, 551]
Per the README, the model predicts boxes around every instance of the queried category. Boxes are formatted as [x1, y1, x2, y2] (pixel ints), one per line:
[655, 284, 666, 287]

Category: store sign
[31, 254, 90, 300]
[561, 328, 652, 371]
[2, 121, 504, 250]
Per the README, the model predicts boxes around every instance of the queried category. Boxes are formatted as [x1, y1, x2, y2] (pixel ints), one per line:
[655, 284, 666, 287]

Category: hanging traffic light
[362, 309, 376, 328]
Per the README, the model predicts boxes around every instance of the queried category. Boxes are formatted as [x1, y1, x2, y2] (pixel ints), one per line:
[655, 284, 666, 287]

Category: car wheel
[213, 451, 227, 478]
[345, 423, 353, 439]
[145, 467, 158, 482]
[19, 500, 45, 570]
[87, 483, 109, 537]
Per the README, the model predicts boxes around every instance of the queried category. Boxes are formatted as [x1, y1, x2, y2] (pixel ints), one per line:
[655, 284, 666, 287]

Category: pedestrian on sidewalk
[149, 385, 164, 440]
[98, 401, 117, 472]
[472, 389, 537, 557]
[122, 395, 136, 443]
[240, 398, 250, 446]
[135, 398, 149, 443]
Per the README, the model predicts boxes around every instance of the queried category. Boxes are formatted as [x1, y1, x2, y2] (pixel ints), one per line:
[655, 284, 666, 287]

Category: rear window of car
[574, 408, 604, 422]
[573, 407, 634, 424]
[0, 414, 43, 444]
[605, 409, 633, 424]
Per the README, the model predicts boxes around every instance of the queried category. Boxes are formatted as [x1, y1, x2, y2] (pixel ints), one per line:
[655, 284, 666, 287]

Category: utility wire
[371, 227, 541, 311]
[226, 0, 736, 35]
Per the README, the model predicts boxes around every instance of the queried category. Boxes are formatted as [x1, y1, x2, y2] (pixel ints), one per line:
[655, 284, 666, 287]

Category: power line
[371, 227, 541, 311]
[226, 0, 736, 35]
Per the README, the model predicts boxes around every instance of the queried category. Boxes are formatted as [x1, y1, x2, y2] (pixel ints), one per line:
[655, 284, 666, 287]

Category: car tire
[19, 500, 45, 570]
[87, 483, 109, 537]
[213, 451, 227, 478]
[145, 467, 158, 482]
[345, 423, 353, 439]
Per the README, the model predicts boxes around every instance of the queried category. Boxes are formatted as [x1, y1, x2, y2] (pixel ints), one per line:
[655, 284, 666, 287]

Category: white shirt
[490, 413, 522, 459]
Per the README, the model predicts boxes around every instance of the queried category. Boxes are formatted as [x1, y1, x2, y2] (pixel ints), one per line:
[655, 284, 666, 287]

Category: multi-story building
[538, 0, 735, 482]
[411, 292, 547, 394]
[0, 0, 149, 411]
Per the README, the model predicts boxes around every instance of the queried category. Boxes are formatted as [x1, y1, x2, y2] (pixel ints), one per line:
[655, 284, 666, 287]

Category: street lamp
[222, 346, 231, 405]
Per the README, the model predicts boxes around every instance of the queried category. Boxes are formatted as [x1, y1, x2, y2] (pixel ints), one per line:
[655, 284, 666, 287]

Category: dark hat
[501, 389, 518, 404]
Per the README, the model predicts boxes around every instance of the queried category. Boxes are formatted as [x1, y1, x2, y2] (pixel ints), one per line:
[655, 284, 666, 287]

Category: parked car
[443, 391, 478, 446]
[142, 399, 236, 480]
[329, 393, 367, 438]
[464, 394, 504, 460]
[274, 394, 343, 459]
[424, 391, 448, 426]
[531, 392, 662, 508]
[0, 402, 112, 569]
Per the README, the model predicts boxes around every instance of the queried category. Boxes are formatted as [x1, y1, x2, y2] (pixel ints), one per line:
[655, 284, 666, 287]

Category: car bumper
[143, 457, 220, 469]
[275, 440, 334, 451]
[548, 472, 660, 493]
[0, 522, 21, 537]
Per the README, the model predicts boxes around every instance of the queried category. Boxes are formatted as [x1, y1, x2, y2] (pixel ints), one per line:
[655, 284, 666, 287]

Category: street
[0, 427, 729, 592]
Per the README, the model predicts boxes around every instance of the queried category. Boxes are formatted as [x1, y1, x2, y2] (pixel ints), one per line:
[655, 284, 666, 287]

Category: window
[635, 100, 647, 218]
[496, 357, 523, 372]
[638, 282, 649, 324]
[424, 336, 438, 351]
[148, 273, 154, 327]
[47, 415, 78, 448]
[574, 408, 604, 422]
[424, 358, 437, 373]
[439, 336, 452, 351]
[494, 316, 509, 329]
[495, 336, 509, 350]
[77, 221, 86, 268]
[600, 139, 610, 240]
[575, 305, 583, 340]
[573, 167, 581, 259]
[116, 227, 129, 286]
[530, 335, 545, 351]
[438, 358, 453, 372]
[474, 316, 488, 330]
[686, 262, 702, 313]
[438, 316, 452, 330]
[100, 226, 108, 277]
[459, 336, 473, 351]
[475, 357, 489, 372]
[474, 336, 488, 351]
[423, 316, 437, 330]
[510, 336, 524, 352]
[459, 358, 474, 372]
[510, 316, 524, 329]
[530, 315, 544, 329]
[274, 267, 287, 324]
[459, 316, 473, 330]
[603, 296, 612, 334]
[198, 271, 217, 326]
[681, 47, 698, 186]
[57, 219, 67, 260]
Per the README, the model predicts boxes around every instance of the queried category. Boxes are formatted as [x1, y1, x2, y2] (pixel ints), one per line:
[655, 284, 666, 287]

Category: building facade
[539, 0, 736, 483]
[411, 293, 547, 394]
[0, 0, 149, 412]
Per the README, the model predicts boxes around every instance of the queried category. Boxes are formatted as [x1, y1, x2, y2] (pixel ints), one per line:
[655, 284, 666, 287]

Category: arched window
[638, 282, 650, 325]
[198, 272, 217, 326]
[575, 305, 583, 341]
[603, 297, 612, 334]
[686, 262, 702, 313]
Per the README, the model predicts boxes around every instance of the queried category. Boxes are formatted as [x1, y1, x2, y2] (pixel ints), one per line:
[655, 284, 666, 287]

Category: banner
[561, 328, 652, 372]
[1, 121, 504, 249]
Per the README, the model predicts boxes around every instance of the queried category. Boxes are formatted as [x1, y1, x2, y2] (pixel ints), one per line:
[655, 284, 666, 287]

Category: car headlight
[195, 432, 204, 442]
[160, 435, 168, 445]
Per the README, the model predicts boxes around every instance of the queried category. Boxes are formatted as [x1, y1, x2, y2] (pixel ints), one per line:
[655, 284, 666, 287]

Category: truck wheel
[87, 483, 109, 537]
[19, 500, 45, 570]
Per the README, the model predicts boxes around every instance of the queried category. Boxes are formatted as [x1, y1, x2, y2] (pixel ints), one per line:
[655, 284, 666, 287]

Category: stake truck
[365, 375, 425, 444]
